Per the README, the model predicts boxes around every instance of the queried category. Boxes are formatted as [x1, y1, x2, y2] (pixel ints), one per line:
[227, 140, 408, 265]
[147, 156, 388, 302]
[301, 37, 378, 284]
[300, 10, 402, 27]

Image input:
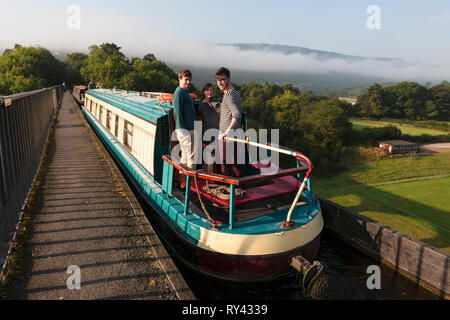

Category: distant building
[377, 140, 418, 155]
[338, 97, 356, 105]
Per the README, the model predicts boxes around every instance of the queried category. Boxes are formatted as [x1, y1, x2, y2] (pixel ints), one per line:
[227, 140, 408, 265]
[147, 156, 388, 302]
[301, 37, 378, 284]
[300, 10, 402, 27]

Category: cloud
[2, 4, 448, 83]
[431, 12, 450, 22]
[146, 39, 450, 82]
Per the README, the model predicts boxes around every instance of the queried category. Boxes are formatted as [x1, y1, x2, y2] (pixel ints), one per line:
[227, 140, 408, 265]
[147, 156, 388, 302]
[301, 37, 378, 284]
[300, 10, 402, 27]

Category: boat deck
[180, 175, 302, 207]
[174, 182, 308, 225]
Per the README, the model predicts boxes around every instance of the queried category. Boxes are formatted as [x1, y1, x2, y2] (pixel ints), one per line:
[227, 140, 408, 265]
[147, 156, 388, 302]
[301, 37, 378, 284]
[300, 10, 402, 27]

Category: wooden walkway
[4, 92, 193, 300]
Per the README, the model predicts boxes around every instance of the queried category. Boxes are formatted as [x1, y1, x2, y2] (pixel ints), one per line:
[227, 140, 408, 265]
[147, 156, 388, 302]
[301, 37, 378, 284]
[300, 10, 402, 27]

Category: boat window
[99, 106, 103, 123]
[114, 115, 119, 137]
[124, 120, 133, 151]
[106, 110, 112, 130]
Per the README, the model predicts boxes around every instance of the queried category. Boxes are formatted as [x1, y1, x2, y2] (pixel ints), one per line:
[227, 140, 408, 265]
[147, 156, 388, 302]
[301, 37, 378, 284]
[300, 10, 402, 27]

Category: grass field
[314, 153, 450, 253]
[351, 120, 448, 136]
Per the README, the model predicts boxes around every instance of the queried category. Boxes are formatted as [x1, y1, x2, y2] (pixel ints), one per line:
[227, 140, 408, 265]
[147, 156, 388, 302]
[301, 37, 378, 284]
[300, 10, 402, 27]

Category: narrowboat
[72, 85, 89, 105]
[82, 88, 323, 283]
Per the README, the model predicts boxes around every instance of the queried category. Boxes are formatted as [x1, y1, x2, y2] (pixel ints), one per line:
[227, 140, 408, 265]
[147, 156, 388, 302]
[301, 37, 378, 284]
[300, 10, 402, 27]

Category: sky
[1, 0, 449, 81]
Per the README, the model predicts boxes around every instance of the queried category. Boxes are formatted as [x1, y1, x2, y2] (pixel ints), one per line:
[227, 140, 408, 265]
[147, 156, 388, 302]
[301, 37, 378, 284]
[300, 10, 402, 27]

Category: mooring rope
[192, 170, 218, 229]
[202, 183, 245, 200]
[191, 170, 246, 228]
[303, 261, 324, 293]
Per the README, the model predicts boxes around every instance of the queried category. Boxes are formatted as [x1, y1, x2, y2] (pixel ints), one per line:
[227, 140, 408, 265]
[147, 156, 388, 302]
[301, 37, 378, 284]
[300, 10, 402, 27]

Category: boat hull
[149, 205, 322, 282]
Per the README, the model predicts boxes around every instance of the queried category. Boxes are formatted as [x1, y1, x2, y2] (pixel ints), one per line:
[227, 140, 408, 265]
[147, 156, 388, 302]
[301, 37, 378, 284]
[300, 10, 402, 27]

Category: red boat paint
[182, 176, 303, 207]
[194, 233, 321, 282]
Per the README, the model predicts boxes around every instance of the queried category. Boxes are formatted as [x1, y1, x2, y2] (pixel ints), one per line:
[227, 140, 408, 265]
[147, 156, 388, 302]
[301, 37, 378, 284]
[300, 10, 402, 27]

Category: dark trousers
[219, 140, 243, 178]
[202, 142, 216, 174]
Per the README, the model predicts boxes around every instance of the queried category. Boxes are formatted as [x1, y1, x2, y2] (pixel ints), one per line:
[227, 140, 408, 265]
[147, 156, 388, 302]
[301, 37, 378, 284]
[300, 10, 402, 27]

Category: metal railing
[0, 85, 64, 269]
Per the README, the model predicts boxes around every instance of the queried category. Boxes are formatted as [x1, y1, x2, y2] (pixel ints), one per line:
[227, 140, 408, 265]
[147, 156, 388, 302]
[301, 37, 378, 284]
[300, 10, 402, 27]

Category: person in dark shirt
[173, 69, 197, 169]
[88, 79, 96, 89]
[198, 83, 220, 140]
[198, 83, 220, 173]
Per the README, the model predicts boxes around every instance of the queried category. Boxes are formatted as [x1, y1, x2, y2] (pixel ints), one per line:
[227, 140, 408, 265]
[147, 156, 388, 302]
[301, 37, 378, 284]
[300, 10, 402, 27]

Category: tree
[77, 45, 180, 92]
[240, 83, 267, 125]
[0, 46, 65, 95]
[391, 82, 428, 120]
[65, 52, 88, 87]
[117, 57, 178, 92]
[143, 53, 156, 62]
[271, 90, 302, 130]
[120, 69, 177, 93]
[297, 100, 351, 175]
[132, 58, 178, 81]
[354, 81, 445, 120]
[239, 82, 303, 129]
[357, 83, 388, 118]
[81, 43, 132, 88]
[300, 99, 352, 146]
[429, 81, 450, 120]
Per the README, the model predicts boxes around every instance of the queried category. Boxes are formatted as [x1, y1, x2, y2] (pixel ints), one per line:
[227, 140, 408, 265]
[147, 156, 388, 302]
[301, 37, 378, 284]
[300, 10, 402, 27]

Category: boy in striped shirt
[216, 67, 243, 177]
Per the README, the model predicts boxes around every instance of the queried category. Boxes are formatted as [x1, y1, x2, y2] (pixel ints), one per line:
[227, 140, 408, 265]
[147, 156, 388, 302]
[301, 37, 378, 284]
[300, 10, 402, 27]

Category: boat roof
[86, 89, 172, 124]
[379, 140, 417, 146]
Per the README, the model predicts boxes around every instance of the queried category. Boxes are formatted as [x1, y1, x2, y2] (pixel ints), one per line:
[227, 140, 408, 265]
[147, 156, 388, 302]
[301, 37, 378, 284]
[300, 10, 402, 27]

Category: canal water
[167, 231, 439, 300]
[139, 197, 440, 300]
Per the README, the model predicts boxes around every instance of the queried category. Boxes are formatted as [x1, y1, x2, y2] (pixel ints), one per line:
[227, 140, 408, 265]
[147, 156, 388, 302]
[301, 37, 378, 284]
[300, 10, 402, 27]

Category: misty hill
[167, 43, 406, 96]
[221, 43, 404, 63]
[49, 47, 388, 96]
[167, 63, 385, 96]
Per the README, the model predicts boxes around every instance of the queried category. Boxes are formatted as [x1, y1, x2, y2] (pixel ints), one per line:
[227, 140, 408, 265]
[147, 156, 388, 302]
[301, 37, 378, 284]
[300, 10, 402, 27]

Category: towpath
[3, 92, 193, 300]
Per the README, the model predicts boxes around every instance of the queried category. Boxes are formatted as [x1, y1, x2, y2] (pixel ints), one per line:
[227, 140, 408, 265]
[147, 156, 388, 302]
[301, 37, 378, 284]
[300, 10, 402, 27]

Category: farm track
[351, 119, 449, 136]
[335, 173, 450, 189]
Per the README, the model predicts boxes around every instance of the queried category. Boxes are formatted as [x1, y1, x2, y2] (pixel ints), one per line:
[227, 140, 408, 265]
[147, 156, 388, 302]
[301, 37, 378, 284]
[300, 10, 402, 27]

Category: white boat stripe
[197, 210, 323, 255]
